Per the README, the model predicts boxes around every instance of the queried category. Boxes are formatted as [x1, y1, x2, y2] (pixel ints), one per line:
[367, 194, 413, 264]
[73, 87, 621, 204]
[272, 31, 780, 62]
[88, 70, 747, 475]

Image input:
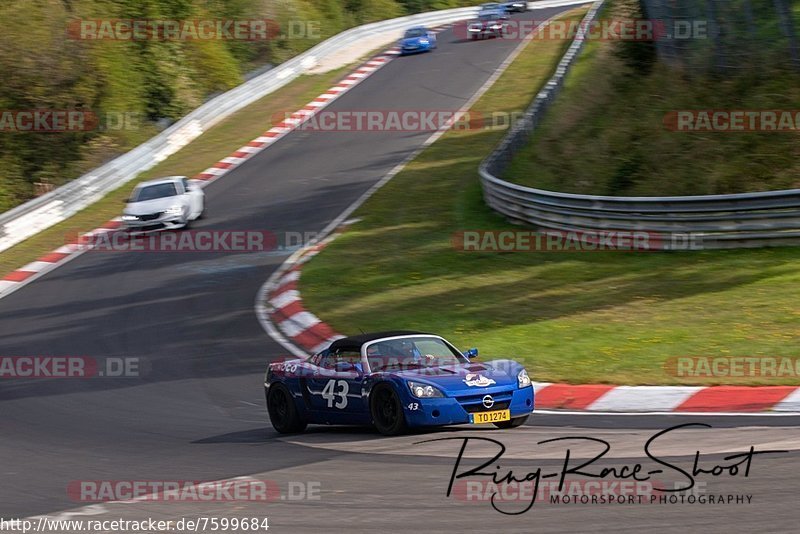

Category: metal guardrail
[479, 0, 800, 249]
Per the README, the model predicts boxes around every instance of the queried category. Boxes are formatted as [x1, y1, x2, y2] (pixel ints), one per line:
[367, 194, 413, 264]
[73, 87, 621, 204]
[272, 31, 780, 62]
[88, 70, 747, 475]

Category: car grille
[456, 391, 513, 413]
[138, 223, 165, 232]
[138, 212, 162, 221]
[463, 401, 510, 413]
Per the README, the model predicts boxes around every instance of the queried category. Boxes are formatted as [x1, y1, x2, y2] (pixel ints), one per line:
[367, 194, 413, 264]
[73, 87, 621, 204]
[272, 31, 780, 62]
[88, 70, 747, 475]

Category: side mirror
[464, 348, 479, 359]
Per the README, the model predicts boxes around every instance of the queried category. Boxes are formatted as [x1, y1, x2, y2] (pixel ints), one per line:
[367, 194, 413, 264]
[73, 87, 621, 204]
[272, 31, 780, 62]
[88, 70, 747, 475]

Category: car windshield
[404, 29, 426, 38]
[132, 182, 178, 202]
[481, 3, 499, 9]
[366, 336, 467, 372]
[478, 14, 499, 21]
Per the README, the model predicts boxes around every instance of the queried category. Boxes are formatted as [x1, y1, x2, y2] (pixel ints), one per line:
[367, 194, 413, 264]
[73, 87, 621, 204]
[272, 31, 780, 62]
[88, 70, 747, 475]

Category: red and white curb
[260, 234, 800, 414]
[0, 26, 452, 301]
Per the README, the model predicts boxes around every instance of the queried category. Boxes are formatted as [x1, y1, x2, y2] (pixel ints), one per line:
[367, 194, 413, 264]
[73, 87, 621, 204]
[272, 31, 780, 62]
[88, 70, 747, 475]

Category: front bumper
[400, 43, 431, 54]
[468, 26, 503, 35]
[122, 213, 186, 232]
[404, 385, 534, 427]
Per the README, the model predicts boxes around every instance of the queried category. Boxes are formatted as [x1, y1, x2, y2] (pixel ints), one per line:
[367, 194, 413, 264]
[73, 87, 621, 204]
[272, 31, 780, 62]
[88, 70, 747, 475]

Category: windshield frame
[361, 334, 468, 373]
[404, 28, 426, 38]
[131, 182, 179, 202]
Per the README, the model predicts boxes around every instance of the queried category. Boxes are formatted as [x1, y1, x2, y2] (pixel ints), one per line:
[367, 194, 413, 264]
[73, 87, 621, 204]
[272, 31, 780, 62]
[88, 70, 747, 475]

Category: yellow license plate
[471, 409, 511, 424]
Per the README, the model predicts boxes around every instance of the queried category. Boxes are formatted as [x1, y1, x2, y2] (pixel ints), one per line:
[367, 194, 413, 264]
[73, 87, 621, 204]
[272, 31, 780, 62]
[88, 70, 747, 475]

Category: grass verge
[504, 0, 800, 196]
[0, 63, 356, 277]
[300, 7, 800, 386]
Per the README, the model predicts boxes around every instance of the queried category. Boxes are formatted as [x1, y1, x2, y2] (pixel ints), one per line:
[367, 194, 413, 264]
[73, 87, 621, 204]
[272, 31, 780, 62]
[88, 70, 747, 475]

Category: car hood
[386, 360, 522, 394]
[125, 196, 183, 215]
[401, 36, 426, 46]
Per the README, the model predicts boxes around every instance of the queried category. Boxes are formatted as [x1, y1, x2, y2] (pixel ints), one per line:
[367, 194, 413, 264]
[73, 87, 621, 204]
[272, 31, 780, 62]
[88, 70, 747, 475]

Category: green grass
[300, 7, 800, 386]
[504, 0, 800, 196]
[0, 64, 354, 277]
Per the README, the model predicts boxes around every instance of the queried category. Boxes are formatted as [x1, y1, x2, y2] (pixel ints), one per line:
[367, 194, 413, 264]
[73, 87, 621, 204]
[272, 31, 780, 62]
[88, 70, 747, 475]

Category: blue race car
[265, 331, 534, 435]
[399, 27, 437, 55]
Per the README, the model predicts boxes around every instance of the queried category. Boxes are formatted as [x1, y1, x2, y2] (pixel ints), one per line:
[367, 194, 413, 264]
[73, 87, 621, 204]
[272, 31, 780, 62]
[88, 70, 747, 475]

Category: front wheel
[493, 415, 529, 429]
[370, 384, 407, 436]
[267, 384, 307, 434]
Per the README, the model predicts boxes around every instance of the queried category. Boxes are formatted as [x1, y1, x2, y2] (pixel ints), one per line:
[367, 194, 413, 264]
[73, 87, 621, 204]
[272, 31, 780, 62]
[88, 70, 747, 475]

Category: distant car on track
[467, 12, 509, 39]
[399, 26, 437, 55]
[501, 1, 528, 12]
[478, 2, 504, 13]
[121, 176, 205, 233]
[265, 331, 534, 435]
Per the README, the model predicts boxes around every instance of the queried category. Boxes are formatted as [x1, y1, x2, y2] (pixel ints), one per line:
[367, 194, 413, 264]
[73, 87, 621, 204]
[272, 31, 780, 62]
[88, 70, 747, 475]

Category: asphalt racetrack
[1, 5, 798, 532]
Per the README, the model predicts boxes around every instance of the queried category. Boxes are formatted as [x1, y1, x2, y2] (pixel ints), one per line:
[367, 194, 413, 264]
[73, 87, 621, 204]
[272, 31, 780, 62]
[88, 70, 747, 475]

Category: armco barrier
[0, 0, 589, 255]
[479, 0, 800, 250]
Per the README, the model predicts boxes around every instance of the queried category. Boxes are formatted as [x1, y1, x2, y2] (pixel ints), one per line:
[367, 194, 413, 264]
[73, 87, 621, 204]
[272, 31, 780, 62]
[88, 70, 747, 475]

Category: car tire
[370, 384, 407, 436]
[267, 384, 307, 434]
[493, 415, 529, 429]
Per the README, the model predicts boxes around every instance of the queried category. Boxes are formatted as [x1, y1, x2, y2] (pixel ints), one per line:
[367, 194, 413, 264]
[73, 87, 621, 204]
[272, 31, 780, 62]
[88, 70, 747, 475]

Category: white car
[121, 176, 205, 232]
[468, 13, 509, 39]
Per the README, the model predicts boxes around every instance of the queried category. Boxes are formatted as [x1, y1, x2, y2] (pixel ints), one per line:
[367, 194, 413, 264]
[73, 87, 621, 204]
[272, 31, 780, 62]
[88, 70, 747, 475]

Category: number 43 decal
[321, 379, 349, 409]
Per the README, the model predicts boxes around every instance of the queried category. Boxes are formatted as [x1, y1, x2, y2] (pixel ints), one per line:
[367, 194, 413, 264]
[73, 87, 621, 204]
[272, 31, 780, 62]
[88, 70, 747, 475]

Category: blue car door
[306, 349, 369, 424]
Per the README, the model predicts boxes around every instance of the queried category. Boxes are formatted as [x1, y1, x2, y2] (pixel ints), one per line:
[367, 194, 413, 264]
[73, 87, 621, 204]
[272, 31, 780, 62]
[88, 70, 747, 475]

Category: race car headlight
[419, 38, 429, 44]
[164, 205, 183, 215]
[121, 214, 138, 221]
[408, 381, 444, 398]
[517, 369, 531, 388]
